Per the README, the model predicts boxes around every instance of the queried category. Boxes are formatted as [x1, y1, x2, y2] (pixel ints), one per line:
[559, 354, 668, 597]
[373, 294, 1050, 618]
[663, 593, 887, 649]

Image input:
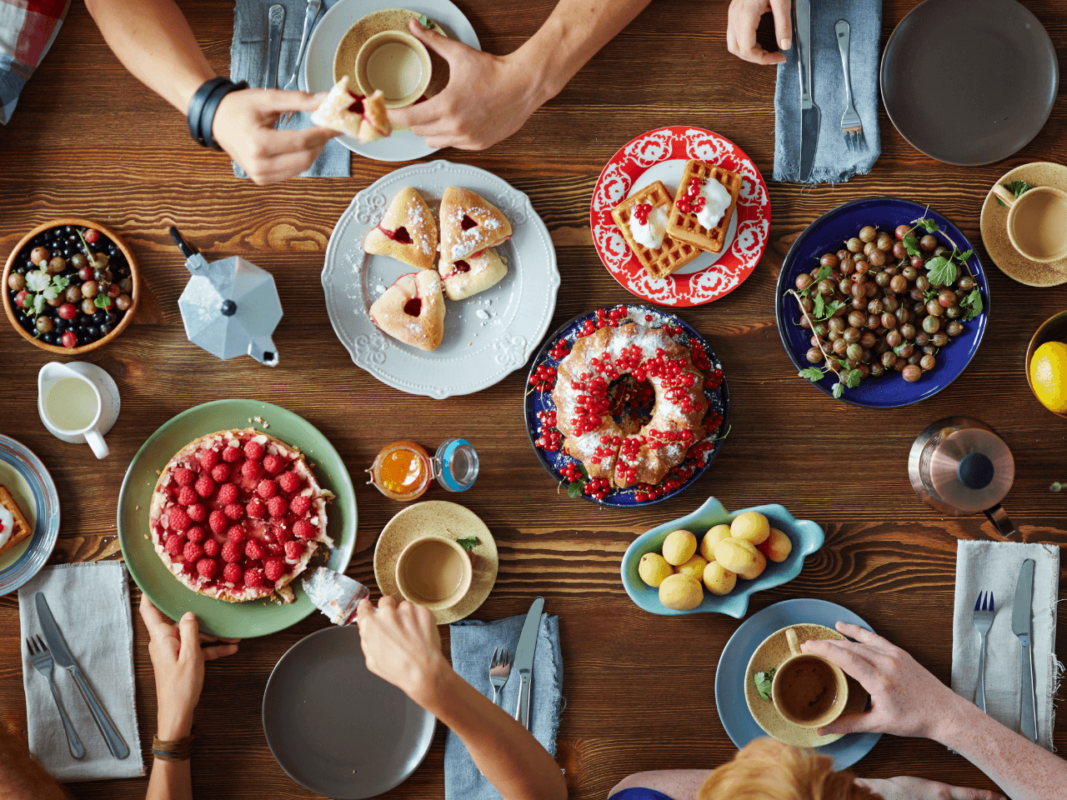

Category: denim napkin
[773, 0, 881, 184]
[230, 0, 349, 178]
[446, 614, 563, 800]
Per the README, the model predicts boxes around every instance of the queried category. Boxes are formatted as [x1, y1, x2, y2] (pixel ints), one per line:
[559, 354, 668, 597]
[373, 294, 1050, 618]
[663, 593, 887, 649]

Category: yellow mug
[771, 628, 849, 728]
[991, 183, 1067, 263]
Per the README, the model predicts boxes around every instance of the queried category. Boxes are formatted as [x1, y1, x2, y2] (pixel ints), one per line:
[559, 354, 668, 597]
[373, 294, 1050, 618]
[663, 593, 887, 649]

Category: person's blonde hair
[697, 738, 879, 800]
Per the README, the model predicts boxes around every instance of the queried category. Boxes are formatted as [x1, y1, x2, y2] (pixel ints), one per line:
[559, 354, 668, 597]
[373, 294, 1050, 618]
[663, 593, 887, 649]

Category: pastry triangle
[439, 187, 512, 265]
[364, 188, 438, 270]
[369, 270, 446, 351]
[310, 76, 391, 144]
[439, 247, 508, 301]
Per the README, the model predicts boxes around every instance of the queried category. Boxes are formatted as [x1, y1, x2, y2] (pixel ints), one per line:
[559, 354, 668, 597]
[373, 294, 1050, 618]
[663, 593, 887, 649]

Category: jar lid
[437, 438, 473, 492]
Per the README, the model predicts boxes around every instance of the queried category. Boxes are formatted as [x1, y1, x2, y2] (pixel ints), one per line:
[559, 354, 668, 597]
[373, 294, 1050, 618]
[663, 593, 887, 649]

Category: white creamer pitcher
[37, 362, 120, 459]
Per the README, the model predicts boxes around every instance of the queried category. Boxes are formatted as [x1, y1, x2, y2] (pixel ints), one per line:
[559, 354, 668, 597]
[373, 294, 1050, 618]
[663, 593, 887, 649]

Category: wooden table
[1, 1, 1065, 797]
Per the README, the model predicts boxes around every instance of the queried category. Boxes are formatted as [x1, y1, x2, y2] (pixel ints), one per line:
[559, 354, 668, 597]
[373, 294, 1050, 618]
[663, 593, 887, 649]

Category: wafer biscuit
[0, 485, 31, 558]
[611, 181, 701, 280]
[666, 161, 743, 253]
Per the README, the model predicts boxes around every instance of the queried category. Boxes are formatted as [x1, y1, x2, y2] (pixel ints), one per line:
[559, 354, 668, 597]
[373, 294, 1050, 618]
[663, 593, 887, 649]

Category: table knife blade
[795, 0, 820, 181]
[513, 597, 544, 729]
[1011, 558, 1037, 742]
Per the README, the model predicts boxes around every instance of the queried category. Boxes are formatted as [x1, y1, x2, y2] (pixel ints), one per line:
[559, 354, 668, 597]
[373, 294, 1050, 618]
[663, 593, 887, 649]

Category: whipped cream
[695, 178, 732, 231]
[0, 506, 13, 550]
[629, 203, 668, 249]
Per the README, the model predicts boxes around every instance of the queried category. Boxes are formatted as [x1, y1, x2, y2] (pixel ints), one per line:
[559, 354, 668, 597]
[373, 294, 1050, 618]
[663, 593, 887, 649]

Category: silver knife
[513, 597, 544, 729]
[265, 5, 287, 90]
[35, 593, 130, 760]
[795, 0, 820, 181]
[1011, 559, 1038, 742]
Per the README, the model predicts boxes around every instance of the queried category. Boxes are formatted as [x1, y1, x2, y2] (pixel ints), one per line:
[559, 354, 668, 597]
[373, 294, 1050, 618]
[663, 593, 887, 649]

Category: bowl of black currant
[4, 219, 139, 354]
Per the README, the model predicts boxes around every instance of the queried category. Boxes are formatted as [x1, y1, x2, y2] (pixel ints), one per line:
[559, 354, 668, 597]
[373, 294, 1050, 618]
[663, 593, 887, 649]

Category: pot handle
[983, 504, 1016, 538]
[169, 227, 197, 258]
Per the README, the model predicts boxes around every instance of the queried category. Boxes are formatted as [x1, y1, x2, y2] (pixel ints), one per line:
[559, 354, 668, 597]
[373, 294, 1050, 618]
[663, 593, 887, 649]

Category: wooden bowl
[2, 218, 140, 355]
[1025, 310, 1067, 419]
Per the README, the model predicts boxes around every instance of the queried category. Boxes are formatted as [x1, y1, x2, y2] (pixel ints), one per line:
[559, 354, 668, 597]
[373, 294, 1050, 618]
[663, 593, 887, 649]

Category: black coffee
[777, 656, 837, 721]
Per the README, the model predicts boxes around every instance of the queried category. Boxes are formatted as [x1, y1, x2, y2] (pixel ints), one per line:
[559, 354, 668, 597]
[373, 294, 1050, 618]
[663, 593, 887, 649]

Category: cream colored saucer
[980, 161, 1067, 287]
[744, 624, 870, 748]
[373, 500, 498, 625]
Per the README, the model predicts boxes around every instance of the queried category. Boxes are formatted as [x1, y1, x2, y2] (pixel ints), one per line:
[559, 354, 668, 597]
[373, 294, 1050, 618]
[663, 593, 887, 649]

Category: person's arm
[805, 622, 1065, 800]
[0, 722, 70, 800]
[726, 0, 792, 65]
[357, 596, 567, 800]
[389, 0, 652, 150]
[140, 595, 239, 800]
[82, 0, 335, 184]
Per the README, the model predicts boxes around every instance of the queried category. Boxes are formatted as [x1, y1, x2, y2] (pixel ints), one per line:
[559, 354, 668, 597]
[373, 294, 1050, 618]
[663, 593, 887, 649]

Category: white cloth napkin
[951, 541, 1060, 750]
[18, 562, 144, 781]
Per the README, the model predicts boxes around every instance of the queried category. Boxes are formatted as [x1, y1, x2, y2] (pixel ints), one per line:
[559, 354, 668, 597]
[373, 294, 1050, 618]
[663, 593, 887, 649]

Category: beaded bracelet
[187, 77, 228, 146]
[152, 731, 196, 762]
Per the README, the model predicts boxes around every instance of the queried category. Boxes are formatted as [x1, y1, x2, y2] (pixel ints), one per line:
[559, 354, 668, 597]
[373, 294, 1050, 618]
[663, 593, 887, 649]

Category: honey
[369, 441, 431, 501]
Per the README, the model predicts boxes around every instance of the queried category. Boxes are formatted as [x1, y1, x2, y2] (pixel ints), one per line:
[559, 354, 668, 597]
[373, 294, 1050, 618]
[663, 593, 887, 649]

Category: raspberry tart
[363, 188, 438, 271]
[150, 429, 333, 603]
[311, 77, 391, 144]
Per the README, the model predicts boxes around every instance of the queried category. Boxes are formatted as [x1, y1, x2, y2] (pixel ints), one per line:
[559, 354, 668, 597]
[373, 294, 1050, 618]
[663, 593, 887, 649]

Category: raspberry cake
[150, 429, 333, 604]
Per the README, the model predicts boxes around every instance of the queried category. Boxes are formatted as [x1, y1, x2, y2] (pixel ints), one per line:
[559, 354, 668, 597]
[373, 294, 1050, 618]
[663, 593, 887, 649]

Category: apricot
[703, 561, 737, 596]
[662, 529, 697, 566]
[676, 554, 708, 581]
[638, 553, 673, 588]
[659, 573, 704, 611]
[714, 538, 766, 581]
[699, 524, 732, 562]
[757, 528, 793, 563]
[730, 511, 770, 545]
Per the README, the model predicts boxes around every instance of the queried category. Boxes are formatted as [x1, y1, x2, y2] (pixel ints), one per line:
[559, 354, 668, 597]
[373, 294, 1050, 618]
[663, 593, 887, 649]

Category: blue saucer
[0, 435, 60, 596]
[714, 598, 882, 769]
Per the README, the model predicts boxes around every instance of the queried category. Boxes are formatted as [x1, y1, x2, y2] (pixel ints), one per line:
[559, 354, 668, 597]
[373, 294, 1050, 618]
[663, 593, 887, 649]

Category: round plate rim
[0, 434, 60, 596]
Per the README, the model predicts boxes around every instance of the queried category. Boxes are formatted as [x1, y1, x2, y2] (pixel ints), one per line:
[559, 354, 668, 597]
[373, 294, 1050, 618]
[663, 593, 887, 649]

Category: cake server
[513, 597, 544, 729]
[1011, 558, 1037, 742]
[303, 567, 369, 626]
[795, 0, 820, 181]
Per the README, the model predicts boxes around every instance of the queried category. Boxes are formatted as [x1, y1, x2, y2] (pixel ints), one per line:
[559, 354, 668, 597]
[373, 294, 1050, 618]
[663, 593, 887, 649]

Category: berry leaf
[844, 369, 864, 388]
[903, 235, 921, 258]
[925, 256, 957, 287]
[813, 293, 825, 318]
[995, 180, 1032, 207]
[798, 367, 825, 382]
[567, 481, 584, 499]
[956, 249, 973, 262]
[456, 536, 479, 551]
[754, 668, 776, 701]
[960, 288, 983, 321]
[93, 294, 112, 309]
[576, 463, 590, 480]
[32, 294, 46, 315]
[26, 271, 50, 293]
[814, 264, 833, 282]
[919, 217, 940, 234]
[832, 381, 845, 399]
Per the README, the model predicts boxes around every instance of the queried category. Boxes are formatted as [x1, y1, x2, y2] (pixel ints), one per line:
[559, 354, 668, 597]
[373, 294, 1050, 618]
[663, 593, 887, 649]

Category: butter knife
[513, 597, 544, 729]
[265, 5, 287, 91]
[1011, 558, 1037, 742]
[35, 593, 130, 759]
[795, 0, 820, 181]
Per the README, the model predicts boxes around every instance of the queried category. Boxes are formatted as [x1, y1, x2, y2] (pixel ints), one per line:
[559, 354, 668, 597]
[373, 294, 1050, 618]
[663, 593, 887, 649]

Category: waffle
[665, 161, 743, 253]
[0, 485, 31, 558]
[610, 181, 701, 280]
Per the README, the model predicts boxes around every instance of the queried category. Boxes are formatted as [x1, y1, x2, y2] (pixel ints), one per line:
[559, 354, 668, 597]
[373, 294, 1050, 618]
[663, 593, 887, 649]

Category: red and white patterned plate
[591, 126, 771, 308]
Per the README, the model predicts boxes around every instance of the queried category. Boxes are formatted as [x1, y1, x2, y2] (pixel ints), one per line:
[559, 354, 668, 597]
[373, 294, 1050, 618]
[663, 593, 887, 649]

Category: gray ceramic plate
[263, 626, 436, 798]
[881, 0, 1058, 166]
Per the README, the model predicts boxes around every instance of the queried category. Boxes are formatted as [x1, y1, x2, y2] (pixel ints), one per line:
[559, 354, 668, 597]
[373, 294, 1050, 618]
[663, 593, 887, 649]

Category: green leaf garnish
[844, 369, 864, 388]
[925, 256, 957, 287]
[567, 481, 583, 499]
[960, 288, 983, 321]
[26, 271, 50, 293]
[920, 218, 940, 234]
[956, 249, 973, 262]
[798, 367, 825, 382]
[903, 235, 920, 258]
[814, 264, 833, 282]
[996, 180, 1032, 207]
[417, 13, 431, 27]
[93, 294, 111, 309]
[32, 294, 46, 315]
[813, 293, 825, 318]
[832, 382, 845, 399]
[456, 536, 479, 551]
[754, 668, 776, 701]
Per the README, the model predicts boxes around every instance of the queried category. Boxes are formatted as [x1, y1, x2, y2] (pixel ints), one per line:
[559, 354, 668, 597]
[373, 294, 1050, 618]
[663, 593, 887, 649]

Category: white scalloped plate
[322, 160, 560, 398]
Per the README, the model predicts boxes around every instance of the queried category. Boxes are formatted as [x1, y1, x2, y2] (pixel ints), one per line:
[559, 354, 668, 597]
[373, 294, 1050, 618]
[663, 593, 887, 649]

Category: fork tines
[974, 590, 995, 611]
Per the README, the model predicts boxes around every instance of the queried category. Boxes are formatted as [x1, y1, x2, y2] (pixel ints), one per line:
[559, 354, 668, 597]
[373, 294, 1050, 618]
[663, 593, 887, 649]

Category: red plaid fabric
[0, 0, 68, 123]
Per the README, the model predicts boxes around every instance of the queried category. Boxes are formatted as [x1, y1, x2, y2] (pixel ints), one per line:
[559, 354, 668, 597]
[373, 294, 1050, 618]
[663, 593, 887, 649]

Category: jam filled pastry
[0, 484, 32, 558]
[438, 187, 512, 269]
[610, 180, 701, 280]
[438, 247, 508, 301]
[363, 188, 438, 270]
[310, 76, 391, 143]
[369, 269, 446, 351]
[665, 160, 743, 254]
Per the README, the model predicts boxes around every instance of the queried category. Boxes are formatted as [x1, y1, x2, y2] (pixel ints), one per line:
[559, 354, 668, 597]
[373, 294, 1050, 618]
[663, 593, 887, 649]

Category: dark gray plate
[881, 0, 1058, 166]
[263, 626, 436, 799]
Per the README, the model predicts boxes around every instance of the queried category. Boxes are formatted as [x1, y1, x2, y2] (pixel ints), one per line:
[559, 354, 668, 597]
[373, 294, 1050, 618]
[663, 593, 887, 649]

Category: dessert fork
[834, 19, 864, 150]
[27, 635, 85, 759]
[280, 0, 323, 126]
[488, 647, 511, 707]
[972, 590, 996, 713]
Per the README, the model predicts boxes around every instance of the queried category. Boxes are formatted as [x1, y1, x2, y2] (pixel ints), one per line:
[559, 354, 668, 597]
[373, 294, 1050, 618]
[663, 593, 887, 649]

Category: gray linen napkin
[230, 0, 349, 178]
[446, 614, 563, 800]
[951, 541, 1060, 751]
[18, 562, 144, 781]
[773, 0, 881, 183]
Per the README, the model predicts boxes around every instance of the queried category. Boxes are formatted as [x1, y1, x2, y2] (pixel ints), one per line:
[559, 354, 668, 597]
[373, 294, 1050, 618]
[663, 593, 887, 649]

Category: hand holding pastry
[727, 0, 793, 65]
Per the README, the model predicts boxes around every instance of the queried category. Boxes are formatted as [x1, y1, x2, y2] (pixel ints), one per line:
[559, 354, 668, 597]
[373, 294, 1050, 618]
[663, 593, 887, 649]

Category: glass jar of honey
[368, 441, 432, 501]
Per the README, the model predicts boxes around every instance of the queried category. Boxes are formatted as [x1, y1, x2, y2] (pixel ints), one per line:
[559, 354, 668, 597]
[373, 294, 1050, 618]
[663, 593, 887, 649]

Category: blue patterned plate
[621, 497, 824, 617]
[776, 198, 989, 408]
[0, 435, 60, 596]
[523, 306, 729, 506]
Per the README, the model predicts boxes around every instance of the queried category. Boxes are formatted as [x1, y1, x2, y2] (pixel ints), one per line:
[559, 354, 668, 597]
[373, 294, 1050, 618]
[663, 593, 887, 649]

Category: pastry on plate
[149, 429, 333, 604]
[310, 76, 391, 143]
[369, 269, 446, 351]
[0, 485, 32, 558]
[439, 187, 512, 268]
[610, 180, 701, 280]
[363, 188, 438, 270]
[665, 160, 743, 254]
[439, 247, 508, 301]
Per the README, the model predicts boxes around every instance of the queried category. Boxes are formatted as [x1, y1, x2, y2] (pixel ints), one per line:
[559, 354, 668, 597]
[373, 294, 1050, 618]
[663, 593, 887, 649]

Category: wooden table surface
[1, 1, 1066, 798]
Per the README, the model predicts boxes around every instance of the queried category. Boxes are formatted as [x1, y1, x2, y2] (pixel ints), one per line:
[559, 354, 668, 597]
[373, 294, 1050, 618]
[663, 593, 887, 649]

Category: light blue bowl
[621, 497, 825, 618]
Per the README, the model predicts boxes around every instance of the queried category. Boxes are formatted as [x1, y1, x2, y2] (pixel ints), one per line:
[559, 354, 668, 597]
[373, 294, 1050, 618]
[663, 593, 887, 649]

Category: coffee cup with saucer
[37, 362, 120, 459]
[355, 29, 432, 110]
[395, 535, 472, 612]
[771, 627, 849, 728]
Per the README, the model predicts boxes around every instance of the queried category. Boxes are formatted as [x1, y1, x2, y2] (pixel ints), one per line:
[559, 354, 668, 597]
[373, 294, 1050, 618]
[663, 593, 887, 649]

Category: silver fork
[27, 635, 85, 759]
[834, 19, 864, 150]
[973, 591, 996, 713]
[279, 0, 323, 126]
[489, 647, 511, 708]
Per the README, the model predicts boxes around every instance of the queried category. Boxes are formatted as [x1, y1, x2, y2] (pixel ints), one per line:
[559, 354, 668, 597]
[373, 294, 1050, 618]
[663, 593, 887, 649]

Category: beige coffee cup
[771, 628, 849, 729]
[991, 184, 1067, 263]
[355, 30, 432, 109]
[395, 535, 472, 612]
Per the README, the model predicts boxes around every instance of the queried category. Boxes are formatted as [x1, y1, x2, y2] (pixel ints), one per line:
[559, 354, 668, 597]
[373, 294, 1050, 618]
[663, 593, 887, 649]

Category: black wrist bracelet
[187, 77, 228, 146]
[199, 80, 248, 152]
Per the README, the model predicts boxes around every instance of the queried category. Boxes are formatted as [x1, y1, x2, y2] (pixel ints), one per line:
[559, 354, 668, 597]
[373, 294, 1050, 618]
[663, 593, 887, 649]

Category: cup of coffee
[395, 535, 472, 612]
[771, 627, 849, 729]
[355, 30, 432, 109]
[36, 362, 119, 460]
[991, 183, 1067, 263]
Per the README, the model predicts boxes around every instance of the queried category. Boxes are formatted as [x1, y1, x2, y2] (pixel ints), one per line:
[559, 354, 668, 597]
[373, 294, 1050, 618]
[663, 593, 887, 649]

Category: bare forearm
[146, 758, 193, 800]
[83, 0, 214, 112]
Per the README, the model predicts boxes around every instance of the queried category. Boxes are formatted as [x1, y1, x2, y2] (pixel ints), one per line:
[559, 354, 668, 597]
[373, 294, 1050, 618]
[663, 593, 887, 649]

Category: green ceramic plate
[117, 399, 357, 638]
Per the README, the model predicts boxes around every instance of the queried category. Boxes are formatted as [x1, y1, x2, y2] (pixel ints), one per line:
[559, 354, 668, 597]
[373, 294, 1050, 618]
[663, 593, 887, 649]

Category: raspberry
[246, 498, 267, 519]
[196, 558, 218, 580]
[209, 510, 228, 534]
[263, 558, 285, 582]
[284, 540, 305, 560]
[203, 538, 220, 558]
[241, 460, 263, 481]
[187, 503, 207, 522]
[274, 525, 293, 543]
[293, 519, 315, 540]
[267, 496, 288, 519]
[217, 483, 238, 505]
[223, 563, 242, 584]
[224, 503, 244, 521]
[210, 464, 231, 483]
[173, 467, 195, 487]
[168, 507, 191, 532]
[245, 539, 265, 560]
[263, 454, 285, 475]
[198, 449, 220, 470]
[289, 494, 311, 517]
[278, 472, 302, 493]
[244, 440, 265, 460]
[165, 534, 185, 556]
[226, 526, 246, 544]
[178, 486, 198, 506]
[183, 541, 204, 562]
[244, 568, 265, 588]
[222, 445, 242, 463]
[194, 476, 215, 498]
[257, 479, 278, 499]
[221, 540, 242, 563]
[186, 526, 206, 544]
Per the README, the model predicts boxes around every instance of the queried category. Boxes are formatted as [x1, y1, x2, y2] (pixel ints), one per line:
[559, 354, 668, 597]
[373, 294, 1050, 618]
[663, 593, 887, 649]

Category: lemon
[730, 511, 770, 545]
[638, 553, 673, 588]
[700, 524, 732, 561]
[662, 529, 697, 566]
[659, 573, 704, 610]
[1031, 341, 1067, 414]
[676, 554, 708, 580]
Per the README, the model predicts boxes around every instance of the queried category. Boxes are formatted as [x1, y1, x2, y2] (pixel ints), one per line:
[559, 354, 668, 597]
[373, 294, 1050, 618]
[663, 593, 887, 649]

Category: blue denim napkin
[773, 0, 881, 184]
[230, 0, 349, 178]
[446, 614, 563, 800]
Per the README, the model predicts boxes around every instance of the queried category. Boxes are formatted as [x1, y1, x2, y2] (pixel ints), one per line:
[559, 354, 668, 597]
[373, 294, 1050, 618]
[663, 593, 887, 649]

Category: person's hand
[727, 0, 792, 65]
[139, 594, 239, 739]
[388, 19, 549, 150]
[801, 622, 960, 740]
[212, 89, 337, 185]
[856, 776, 1005, 800]
[356, 596, 447, 706]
